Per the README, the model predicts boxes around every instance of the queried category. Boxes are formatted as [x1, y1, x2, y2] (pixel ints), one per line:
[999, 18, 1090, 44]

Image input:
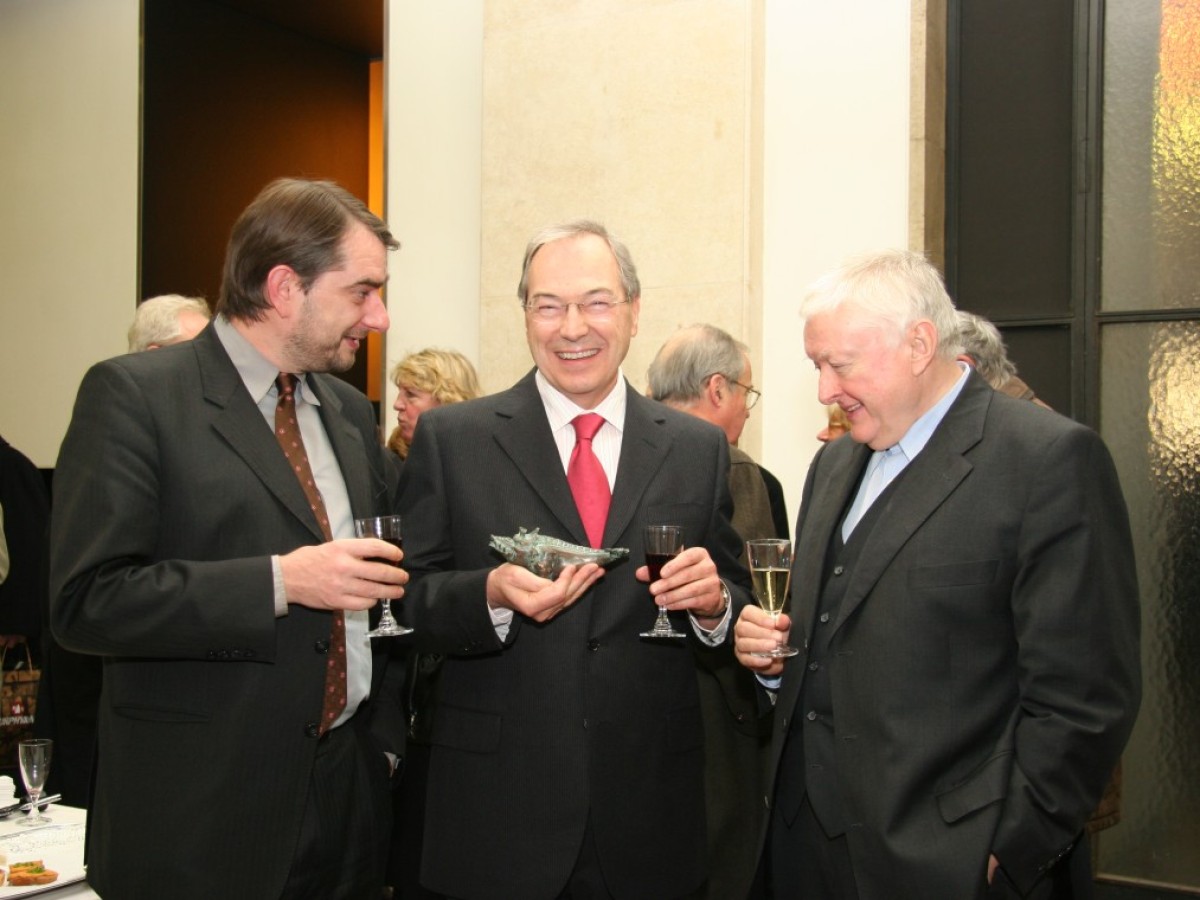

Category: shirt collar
[534, 369, 628, 434]
[892, 360, 970, 462]
[213, 315, 320, 406]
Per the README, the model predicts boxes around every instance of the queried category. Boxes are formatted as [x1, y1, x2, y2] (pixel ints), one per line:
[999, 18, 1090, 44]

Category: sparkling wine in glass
[746, 539, 798, 658]
[640, 524, 688, 640]
[17, 739, 52, 827]
[354, 515, 412, 638]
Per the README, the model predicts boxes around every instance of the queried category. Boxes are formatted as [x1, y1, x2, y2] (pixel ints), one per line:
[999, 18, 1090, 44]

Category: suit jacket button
[833, 565, 845, 576]
[806, 710, 818, 721]
[819, 612, 831, 623]
[314, 640, 330, 654]
[305, 723, 320, 738]
[587, 639, 600, 651]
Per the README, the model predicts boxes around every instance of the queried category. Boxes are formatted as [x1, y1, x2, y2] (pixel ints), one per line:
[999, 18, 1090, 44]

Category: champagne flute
[745, 539, 798, 658]
[354, 515, 413, 638]
[17, 739, 52, 827]
[640, 524, 688, 640]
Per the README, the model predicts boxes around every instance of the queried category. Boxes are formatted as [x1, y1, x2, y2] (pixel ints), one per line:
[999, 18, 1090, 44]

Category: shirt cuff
[489, 603, 514, 641]
[756, 673, 782, 693]
[271, 556, 288, 618]
[690, 581, 732, 645]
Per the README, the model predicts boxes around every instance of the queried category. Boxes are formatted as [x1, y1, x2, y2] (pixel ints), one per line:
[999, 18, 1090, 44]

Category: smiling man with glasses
[397, 219, 753, 900]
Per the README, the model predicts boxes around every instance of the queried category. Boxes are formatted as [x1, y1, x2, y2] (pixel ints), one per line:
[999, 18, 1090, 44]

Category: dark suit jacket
[397, 372, 752, 900]
[769, 372, 1140, 899]
[49, 326, 405, 900]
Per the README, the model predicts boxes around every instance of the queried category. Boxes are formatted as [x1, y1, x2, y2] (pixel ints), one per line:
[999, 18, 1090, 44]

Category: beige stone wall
[478, 0, 764, 426]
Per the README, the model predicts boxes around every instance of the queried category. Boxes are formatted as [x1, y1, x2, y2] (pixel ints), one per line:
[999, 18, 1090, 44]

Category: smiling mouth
[556, 349, 599, 361]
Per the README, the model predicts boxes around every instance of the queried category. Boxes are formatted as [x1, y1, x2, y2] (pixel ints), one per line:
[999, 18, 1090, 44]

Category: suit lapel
[605, 388, 671, 547]
[307, 374, 377, 520]
[791, 440, 871, 648]
[492, 372, 588, 544]
[829, 375, 991, 635]
[195, 330, 326, 543]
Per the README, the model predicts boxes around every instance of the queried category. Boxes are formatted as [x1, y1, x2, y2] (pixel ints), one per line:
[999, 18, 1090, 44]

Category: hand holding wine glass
[745, 539, 798, 658]
[17, 739, 52, 827]
[354, 515, 412, 638]
[640, 524, 688, 640]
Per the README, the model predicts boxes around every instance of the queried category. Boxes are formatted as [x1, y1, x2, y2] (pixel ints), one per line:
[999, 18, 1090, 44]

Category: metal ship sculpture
[489, 528, 629, 579]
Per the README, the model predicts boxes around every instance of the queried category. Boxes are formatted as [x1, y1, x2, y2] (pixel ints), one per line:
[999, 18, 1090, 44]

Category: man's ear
[909, 320, 939, 373]
[705, 374, 726, 409]
[265, 264, 300, 317]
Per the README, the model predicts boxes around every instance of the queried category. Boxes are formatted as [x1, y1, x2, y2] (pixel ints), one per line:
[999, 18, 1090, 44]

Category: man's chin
[315, 350, 357, 374]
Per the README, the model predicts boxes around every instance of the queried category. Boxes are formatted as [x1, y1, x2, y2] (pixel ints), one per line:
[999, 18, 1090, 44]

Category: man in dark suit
[735, 249, 1140, 899]
[397, 221, 751, 900]
[50, 178, 408, 900]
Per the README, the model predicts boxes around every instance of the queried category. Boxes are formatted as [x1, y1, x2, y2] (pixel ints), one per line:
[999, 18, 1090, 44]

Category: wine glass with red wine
[639, 524, 688, 639]
[354, 515, 412, 637]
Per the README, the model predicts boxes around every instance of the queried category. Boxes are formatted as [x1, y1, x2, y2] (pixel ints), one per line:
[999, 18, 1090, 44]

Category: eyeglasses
[706, 374, 761, 410]
[733, 381, 762, 410]
[523, 298, 633, 324]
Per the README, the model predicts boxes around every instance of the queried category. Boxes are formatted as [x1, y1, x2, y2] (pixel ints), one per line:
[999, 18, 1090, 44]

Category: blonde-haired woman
[387, 348, 482, 459]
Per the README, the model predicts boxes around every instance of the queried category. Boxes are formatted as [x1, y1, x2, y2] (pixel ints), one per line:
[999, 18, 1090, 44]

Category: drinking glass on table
[354, 515, 412, 638]
[640, 524, 688, 640]
[17, 739, 52, 827]
[745, 539, 799, 658]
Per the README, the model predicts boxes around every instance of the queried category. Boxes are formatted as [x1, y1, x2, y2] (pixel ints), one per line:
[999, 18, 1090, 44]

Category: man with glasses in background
[647, 322, 780, 900]
[398, 220, 752, 900]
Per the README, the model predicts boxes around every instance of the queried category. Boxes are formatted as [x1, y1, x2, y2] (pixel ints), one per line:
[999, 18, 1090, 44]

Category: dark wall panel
[950, 0, 1075, 320]
[998, 324, 1072, 414]
[141, 0, 370, 307]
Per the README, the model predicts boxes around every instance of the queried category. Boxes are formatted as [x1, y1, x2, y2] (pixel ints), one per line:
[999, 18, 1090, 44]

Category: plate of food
[0, 818, 86, 895]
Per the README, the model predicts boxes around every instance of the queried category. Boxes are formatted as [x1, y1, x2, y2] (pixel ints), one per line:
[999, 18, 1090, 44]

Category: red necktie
[275, 374, 346, 734]
[568, 413, 611, 548]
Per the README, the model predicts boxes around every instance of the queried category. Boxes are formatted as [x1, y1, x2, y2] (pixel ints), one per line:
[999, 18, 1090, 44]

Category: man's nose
[816, 370, 839, 406]
[558, 303, 589, 340]
[363, 293, 390, 332]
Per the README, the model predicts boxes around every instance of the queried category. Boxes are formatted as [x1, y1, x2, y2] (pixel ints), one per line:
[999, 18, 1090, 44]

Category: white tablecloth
[0, 805, 98, 898]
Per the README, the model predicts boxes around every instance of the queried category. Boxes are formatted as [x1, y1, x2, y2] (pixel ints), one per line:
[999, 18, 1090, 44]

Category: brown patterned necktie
[275, 373, 346, 734]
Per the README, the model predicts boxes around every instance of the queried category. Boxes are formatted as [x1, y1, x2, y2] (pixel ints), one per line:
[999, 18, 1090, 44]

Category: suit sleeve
[50, 361, 277, 660]
[704, 436, 754, 621]
[993, 425, 1140, 891]
[394, 412, 508, 656]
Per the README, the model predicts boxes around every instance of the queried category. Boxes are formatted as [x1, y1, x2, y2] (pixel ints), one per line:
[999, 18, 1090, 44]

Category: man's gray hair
[517, 219, 640, 304]
[647, 323, 748, 404]
[127, 295, 211, 352]
[799, 249, 962, 359]
[957, 310, 1017, 388]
